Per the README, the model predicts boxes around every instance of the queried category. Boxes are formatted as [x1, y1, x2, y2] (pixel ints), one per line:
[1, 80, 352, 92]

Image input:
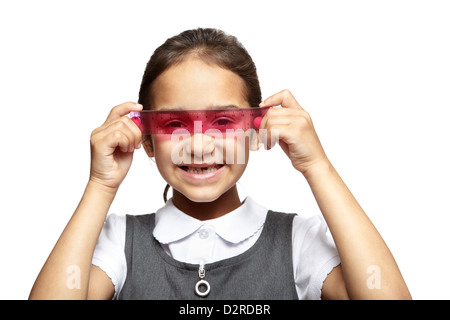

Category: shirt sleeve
[292, 214, 341, 300]
[92, 213, 127, 299]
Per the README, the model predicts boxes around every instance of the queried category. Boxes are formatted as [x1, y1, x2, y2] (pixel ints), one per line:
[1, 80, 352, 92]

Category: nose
[184, 133, 224, 165]
[189, 133, 209, 163]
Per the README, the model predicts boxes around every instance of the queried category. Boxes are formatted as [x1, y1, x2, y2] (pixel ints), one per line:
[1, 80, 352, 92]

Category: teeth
[184, 166, 221, 174]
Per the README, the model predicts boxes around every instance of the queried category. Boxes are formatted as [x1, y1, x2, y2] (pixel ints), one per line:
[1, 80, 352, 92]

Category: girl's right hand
[89, 102, 143, 192]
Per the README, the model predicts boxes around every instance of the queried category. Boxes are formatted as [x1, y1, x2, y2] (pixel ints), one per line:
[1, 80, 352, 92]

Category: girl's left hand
[258, 90, 329, 177]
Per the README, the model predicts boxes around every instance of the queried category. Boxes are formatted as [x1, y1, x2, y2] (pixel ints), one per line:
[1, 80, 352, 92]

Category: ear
[142, 136, 154, 157]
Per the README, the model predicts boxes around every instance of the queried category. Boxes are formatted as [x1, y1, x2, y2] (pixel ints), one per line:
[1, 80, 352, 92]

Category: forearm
[304, 160, 411, 299]
[29, 181, 116, 300]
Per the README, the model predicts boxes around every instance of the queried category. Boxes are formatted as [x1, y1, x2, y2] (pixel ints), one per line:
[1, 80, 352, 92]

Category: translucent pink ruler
[130, 107, 271, 134]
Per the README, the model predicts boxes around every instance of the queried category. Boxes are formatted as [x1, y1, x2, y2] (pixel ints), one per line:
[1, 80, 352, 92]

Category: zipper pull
[195, 262, 211, 297]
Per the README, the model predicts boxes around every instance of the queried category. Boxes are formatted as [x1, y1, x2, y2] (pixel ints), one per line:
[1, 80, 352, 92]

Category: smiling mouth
[179, 164, 225, 174]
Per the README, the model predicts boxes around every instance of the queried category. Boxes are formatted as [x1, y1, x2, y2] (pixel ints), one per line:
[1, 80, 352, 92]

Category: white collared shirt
[92, 197, 340, 300]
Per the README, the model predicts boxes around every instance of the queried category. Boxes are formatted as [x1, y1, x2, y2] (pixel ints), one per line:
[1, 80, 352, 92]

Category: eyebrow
[157, 104, 242, 111]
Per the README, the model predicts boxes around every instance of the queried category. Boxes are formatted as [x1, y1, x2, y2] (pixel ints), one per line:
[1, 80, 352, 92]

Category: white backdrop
[1, 0, 449, 299]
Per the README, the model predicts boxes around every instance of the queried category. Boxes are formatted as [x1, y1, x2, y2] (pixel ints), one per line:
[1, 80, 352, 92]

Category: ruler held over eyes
[130, 107, 271, 134]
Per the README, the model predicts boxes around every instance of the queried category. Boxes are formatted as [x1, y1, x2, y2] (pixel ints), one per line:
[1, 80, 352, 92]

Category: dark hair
[138, 28, 261, 109]
[138, 28, 262, 202]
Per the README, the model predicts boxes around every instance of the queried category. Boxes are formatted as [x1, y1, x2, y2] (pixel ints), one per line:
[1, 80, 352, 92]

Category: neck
[171, 186, 242, 220]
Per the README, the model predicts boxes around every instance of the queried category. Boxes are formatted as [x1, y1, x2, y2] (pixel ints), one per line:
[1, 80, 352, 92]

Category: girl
[29, 28, 411, 300]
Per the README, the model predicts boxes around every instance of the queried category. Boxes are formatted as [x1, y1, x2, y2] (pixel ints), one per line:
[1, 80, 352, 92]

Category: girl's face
[146, 57, 252, 203]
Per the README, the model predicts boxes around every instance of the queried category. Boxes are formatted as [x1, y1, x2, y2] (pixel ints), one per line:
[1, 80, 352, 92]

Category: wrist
[301, 157, 335, 181]
[69, 179, 118, 233]
[74, 179, 117, 222]
[86, 178, 119, 199]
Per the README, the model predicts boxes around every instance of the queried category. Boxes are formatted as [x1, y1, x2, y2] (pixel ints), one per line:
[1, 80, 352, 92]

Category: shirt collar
[153, 196, 267, 244]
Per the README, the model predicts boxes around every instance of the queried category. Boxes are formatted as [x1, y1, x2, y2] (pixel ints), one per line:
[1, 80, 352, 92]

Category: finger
[259, 89, 303, 110]
[258, 107, 299, 133]
[261, 122, 298, 151]
[104, 101, 143, 124]
[102, 129, 132, 154]
[121, 116, 143, 149]
[104, 119, 140, 153]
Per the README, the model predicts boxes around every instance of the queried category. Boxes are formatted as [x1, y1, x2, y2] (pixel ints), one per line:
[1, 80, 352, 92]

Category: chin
[179, 188, 223, 203]
[173, 180, 239, 203]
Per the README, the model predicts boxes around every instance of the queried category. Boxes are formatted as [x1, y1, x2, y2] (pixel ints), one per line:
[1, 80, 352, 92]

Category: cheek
[153, 135, 178, 169]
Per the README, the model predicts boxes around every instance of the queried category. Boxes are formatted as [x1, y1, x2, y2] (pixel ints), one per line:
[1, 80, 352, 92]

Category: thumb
[260, 89, 303, 110]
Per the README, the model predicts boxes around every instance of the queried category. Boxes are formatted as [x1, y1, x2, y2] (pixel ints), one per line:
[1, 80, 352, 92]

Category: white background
[1, 0, 449, 300]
